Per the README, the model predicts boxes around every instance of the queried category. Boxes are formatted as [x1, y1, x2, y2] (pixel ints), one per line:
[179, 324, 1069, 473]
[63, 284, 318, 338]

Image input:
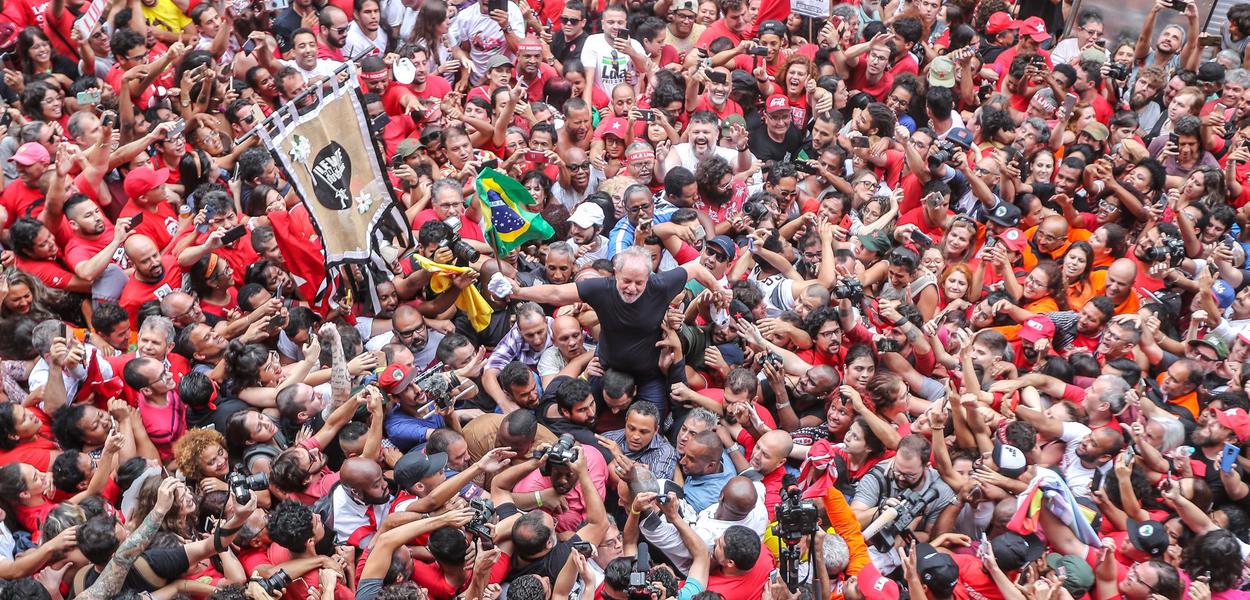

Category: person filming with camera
[850, 434, 957, 571]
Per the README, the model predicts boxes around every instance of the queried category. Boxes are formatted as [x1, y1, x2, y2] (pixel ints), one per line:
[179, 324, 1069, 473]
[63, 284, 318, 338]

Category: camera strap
[213, 523, 244, 553]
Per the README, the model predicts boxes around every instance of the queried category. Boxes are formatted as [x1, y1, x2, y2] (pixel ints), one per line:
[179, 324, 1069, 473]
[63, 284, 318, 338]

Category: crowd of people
[4, 0, 1250, 595]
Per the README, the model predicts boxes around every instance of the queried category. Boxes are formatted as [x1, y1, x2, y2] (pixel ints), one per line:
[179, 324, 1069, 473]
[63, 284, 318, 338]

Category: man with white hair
[509, 246, 727, 413]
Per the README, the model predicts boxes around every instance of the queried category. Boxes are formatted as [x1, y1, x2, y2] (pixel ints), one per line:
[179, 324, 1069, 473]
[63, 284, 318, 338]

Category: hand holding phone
[1221, 442, 1241, 473]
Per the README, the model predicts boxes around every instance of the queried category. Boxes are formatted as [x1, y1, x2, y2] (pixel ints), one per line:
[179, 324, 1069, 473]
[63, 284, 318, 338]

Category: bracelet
[891, 316, 909, 327]
[534, 491, 543, 507]
[630, 508, 641, 516]
[728, 443, 743, 455]
[775, 402, 791, 411]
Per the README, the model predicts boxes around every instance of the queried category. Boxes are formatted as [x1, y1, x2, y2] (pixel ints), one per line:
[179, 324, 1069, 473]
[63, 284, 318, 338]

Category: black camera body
[928, 140, 961, 170]
[1142, 236, 1185, 267]
[440, 216, 482, 266]
[533, 433, 579, 474]
[742, 200, 770, 222]
[466, 497, 495, 548]
[256, 569, 291, 596]
[1106, 62, 1130, 81]
[761, 351, 783, 369]
[832, 277, 864, 304]
[227, 465, 269, 505]
[877, 337, 905, 353]
[745, 46, 770, 56]
[774, 492, 819, 543]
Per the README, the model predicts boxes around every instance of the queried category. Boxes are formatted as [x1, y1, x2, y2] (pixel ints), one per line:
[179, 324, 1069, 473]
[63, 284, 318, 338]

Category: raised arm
[77, 478, 179, 600]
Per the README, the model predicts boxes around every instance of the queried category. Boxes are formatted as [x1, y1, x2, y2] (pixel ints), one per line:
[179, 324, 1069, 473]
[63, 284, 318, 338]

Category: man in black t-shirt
[550, 1, 591, 69]
[509, 246, 728, 415]
[747, 95, 805, 162]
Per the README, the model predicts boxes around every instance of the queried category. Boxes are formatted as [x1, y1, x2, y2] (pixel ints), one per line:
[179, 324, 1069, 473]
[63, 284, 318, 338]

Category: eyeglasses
[240, 113, 256, 125]
[264, 350, 281, 370]
[127, 51, 148, 62]
[1125, 565, 1160, 595]
[396, 323, 427, 338]
[333, 25, 350, 34]
[168, 299, 202, 321]
[626, 203, 652, 214]
[560, 16, 582, 23]
[567, 162, 591, 171]
[146, 367, 172, 388]
[705, 248, 728, 262]
[673, 11, 696, 20]
[1097, 199, 1119, 213]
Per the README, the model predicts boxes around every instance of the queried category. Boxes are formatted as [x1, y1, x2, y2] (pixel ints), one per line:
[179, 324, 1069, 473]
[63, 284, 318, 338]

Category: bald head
[340, 457, 390, 504]
[551, 315, 581, 338]
[717, 476, 759, 520]
[1037, 215, 1070, 252]
[749, 429, 794, 475]
[1105, 258, 1138, 302]
[125, 234, 165, 280]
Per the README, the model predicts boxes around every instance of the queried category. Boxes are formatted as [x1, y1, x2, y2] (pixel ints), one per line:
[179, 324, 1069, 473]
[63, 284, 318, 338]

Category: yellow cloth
[141, 0, 192, 33]
[409, 254, 493, 332]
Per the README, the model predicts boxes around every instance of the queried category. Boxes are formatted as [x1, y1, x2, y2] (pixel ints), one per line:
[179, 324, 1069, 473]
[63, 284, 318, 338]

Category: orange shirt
[822, 487, 871, 600]
[1114, 291, 1141, 315]
[1021, 226, 1092, 270]
[1023, 296, 1059, 314]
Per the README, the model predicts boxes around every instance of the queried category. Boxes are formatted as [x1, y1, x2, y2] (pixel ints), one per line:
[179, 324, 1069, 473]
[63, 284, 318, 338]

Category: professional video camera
[533, 433, 579, 475]
[413, 365, 463, 409]
[441, 216, 481, 266]
[774, 477, 819, 544]
[628, 543, 661, 600]
[466, 497, 495, 548]
[832, 278, 863, 304]
[227, 465, 269, 505]
[862, 486, 941, 552]
[773, 475, 819, 592]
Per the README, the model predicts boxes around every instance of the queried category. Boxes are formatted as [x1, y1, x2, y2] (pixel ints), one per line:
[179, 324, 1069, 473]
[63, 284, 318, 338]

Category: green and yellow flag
[475, 168, 554, 255]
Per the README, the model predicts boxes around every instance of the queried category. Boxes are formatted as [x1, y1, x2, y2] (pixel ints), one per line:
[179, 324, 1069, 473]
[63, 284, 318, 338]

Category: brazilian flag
[476, 167, 554, 255]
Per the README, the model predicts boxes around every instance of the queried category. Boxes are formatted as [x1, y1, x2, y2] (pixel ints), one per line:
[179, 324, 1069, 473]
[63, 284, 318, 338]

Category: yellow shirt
[142, 0, 192, 33]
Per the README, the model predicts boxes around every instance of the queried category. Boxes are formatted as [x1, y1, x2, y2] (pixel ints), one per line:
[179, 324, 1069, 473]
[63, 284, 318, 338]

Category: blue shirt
[605, 205, 676, 259]
[384, 408, 446, 452]
[683, 452, 736, 513]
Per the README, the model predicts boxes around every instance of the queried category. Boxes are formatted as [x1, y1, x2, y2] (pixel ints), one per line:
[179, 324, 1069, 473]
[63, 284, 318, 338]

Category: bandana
[626, 150, 655, 164]
[203, 253, 220, 279]
[360, 68, 388, 83]
[518, 40, 543, 52]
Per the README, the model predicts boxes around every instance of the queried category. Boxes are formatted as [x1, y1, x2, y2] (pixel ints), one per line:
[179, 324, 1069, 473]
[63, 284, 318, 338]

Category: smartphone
[851, 136, 870, 148]
[524, 150, 546, 161]
[746, 46, 769, 56]
[243, 38, 257, 55]
[1, 112, 12, 127]
[489, 0, 506, 12]
[170, 119, 186, 138]
[636, 110, 655, 122]
[130, 212, 144, 228]
[1169, 132, 1180, 146]
[391, 154, 405, 169]
[220, 224, 248, 245]
[76, 90, 100, 104]
[372, 112, 391, 132]
[101, 112, 115, 128]
[1061, 92, 1077, 115]
[571, 541, 593, 557]
[910, 230, 934, 246]
[268, 314, 286, 330]
[481, 159, 499, 169]
[1221, 442, 1241, 473]
[196, 205, 216, 234]
[707, 70, 728, 84]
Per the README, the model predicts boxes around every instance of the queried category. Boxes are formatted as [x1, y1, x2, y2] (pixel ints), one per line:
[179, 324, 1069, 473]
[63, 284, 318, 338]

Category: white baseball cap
[568, 202, 605, 228]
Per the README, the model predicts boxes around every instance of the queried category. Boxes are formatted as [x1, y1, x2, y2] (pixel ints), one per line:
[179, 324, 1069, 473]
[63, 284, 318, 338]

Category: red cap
[1217, 408, 1250, 442]
[765, 94, 790, 113]
[985, 12, 1020, 35]
[1019, 315, 1055, 343]
[999, 228, 1027, 252]
[594, 117, 629, 140]
[378, 363, 417, 394]
[124, 166, 170, 199]
[8, 142, 49, 166]
[856, 563, 901, 600]
[1018, 16, 1050, 42]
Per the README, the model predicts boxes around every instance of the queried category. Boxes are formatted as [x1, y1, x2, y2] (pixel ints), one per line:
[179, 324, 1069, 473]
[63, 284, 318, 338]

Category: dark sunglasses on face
[560, 16, 581, 23]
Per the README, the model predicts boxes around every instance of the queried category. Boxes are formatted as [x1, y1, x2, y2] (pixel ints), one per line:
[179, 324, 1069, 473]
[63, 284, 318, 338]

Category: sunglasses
[560, 16, 581, 23]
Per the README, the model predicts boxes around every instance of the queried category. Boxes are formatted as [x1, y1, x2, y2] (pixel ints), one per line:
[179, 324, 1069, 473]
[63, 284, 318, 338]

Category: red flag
[267, 207, 337, 318]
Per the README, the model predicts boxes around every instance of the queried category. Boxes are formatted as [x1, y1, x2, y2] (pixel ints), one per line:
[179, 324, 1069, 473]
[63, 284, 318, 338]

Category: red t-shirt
[411, 209, 486, 243]
[705, 546, 774, 598]
[119, 255, 185, 327]
[63, 226, 123, 268]
[696, 19, 744, 48]
[520, 63, 560, 102]
[952, 554, 1008, 600]
[695, 95, 744, 120]
[119, 203, 181, 249]
[15, 255, 75, 290]
[14, 502, 56, 540]
[2, 179, 45, 227]
[848, 60, 893, 102]
[0, 407, 57, 472]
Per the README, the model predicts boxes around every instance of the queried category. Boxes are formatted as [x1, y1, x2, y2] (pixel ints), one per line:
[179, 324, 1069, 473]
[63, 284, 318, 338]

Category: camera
[760, 351, 783, 369]
[440, 216, 481, 266]
[832, 278, 864, 304]
[255, 569, 292, 596]
[1106, 62, 1130, 81]
[745, 46, 770, 56]
[774, 481, 819, 544]
[864, 487, 940, 551]
[927, 140, 961, 170]
[227, 465, 269, 505]
[793, 160, 819, 175]
[1142, 236, 1185, 267]
[533, 433, 579, 474]
[465, 497, 495, 548]
[877, 337, 904, 353]
[628, 573, 660, 600]
[742, 201, 770, 222]
[413, 366, 462, 409]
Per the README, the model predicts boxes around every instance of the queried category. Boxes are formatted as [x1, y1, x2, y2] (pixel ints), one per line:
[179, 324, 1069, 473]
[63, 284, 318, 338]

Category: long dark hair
[16, 27, 53, 76]
[223, 342, 268, 395]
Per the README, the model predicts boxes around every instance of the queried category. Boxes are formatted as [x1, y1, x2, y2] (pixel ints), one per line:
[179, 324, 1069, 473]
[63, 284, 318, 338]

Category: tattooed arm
[76, 478, 179, 600]
[320, 323, 351, 410]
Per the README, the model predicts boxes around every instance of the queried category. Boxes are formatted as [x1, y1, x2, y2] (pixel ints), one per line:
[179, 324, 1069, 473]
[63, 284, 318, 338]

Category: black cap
[394, 451, 447, 491]
[915, 543, 959, 595]
[1127, 518, 1169, 558]
[1198, 62, 1226, 83]
[991, 532, 1045, 572]
[987, 202, 1022, 227]
[758, 19, 787, 38]
[731, 69, 758, 92]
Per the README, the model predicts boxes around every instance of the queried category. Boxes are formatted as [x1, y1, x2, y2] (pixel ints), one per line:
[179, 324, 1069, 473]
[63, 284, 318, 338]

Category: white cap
[392, 58, 417, 85]
[568, 202, 604, 228]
